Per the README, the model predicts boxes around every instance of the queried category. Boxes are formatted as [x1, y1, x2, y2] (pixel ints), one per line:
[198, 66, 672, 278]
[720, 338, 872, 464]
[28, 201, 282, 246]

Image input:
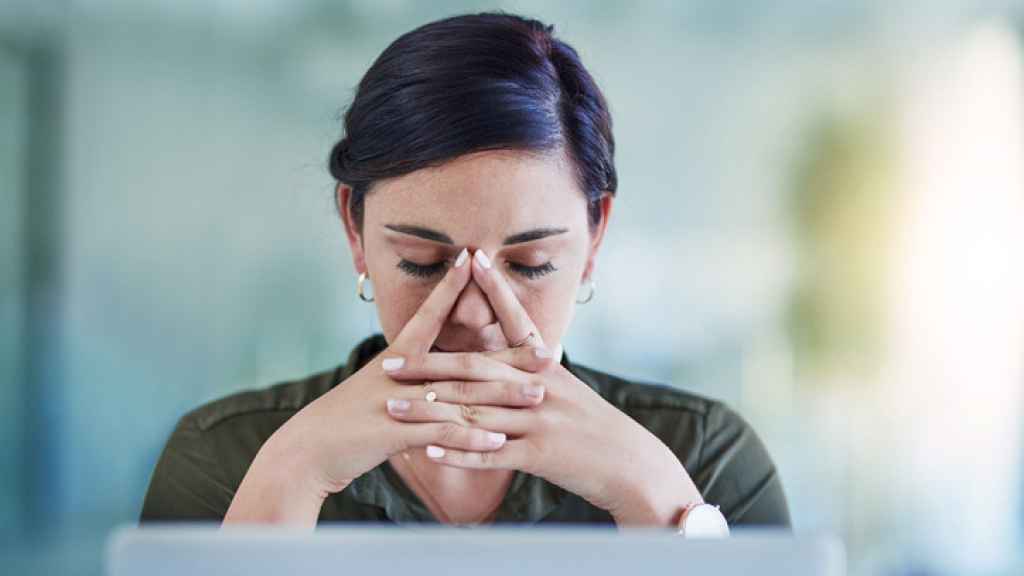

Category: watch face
[683, 504, 730, 538]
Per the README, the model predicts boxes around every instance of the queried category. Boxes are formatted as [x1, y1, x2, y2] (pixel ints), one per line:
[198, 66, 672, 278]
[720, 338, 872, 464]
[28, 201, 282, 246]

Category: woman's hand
[382, 250, 704, 527]
[224, 248, 550, 525]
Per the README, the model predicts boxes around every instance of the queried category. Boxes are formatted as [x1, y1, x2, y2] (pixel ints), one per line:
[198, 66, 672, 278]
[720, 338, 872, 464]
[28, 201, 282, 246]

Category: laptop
[107, 524, 845, 576]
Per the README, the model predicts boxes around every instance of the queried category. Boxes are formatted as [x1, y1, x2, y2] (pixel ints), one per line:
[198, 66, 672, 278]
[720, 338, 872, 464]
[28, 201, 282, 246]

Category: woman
[140, 11, 789, 530]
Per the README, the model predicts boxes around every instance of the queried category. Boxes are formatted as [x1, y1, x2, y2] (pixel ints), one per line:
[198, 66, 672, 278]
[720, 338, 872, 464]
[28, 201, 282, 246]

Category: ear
[582, 192, 613, 281]
[336, 183, 368, 275]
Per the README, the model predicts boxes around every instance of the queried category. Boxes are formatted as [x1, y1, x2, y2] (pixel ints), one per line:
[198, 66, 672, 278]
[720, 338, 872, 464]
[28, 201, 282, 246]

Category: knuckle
[391, 426, 413, 453]
[469, 429, 492, 450]
[523, 376, 545, 400]
[474, 450, 494, 466]
[517, 346, 537, 368]
[453, 379, 474, 402]
[535, 408, 557, 432]
[437, 422, 461, 445]
[455, 352, 476, 372]
[503, 381, 523, 405]
[458, 403, 479, 426]
[410, 353, 434, 373]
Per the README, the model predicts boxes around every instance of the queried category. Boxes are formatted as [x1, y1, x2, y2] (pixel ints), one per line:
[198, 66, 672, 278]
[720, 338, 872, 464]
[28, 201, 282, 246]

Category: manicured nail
[487, 432, 507, 446]
[533, 346, 552, 359]
[523, 383, 544, 400]
[454, 247, 469, 268]
[474, 249, 491, 269]
[386, 398, 410, 413]
[426, 445, 445, 458]
[382, 357, 405, 372]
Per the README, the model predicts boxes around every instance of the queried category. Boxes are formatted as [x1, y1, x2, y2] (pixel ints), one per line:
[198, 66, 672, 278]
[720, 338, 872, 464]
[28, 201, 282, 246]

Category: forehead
[363, 149, 588, 242]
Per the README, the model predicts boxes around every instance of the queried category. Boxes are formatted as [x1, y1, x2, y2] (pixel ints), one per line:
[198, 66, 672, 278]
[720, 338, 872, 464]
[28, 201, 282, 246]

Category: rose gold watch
[676, 501, 730, 538]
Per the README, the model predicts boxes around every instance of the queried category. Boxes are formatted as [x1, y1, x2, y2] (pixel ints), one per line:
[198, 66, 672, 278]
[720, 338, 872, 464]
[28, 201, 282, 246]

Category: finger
[482, 345, 557, 373]
[386, 398, 535, 435]
[384, 348, 549, 382]
[471, 249, 545, 348]
[422, 379, 545, 407]
[423, 439, 532, 472]
[387, 248, 471, 357]
[400, 421, 509, 453]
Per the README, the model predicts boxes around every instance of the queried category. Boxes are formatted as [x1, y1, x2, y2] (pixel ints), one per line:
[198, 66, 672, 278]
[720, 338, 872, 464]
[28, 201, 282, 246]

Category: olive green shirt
[140, 333, 790, 527]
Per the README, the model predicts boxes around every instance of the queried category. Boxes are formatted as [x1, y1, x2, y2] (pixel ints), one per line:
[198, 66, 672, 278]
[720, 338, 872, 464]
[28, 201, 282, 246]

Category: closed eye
[397, 259, 448, 279]
[397, 259, 557, 280]
[507, 261, 557, 279]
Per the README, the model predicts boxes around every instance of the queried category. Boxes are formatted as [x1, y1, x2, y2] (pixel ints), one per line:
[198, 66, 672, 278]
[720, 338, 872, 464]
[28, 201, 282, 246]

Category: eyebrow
[384, 224, 569, 246]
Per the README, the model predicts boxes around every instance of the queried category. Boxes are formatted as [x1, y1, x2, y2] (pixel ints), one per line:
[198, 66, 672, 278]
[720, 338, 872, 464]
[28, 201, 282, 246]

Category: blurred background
[1, 1, 1022, 574]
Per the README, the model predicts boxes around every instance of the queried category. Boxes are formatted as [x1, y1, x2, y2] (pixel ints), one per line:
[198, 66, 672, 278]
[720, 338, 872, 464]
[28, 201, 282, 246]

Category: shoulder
[179, 363, 344, 433]
[164, 363, 345, 482]
[140, 364, 346, 521]
[567, 359, 729, 420]
[566, 359, 755, 458]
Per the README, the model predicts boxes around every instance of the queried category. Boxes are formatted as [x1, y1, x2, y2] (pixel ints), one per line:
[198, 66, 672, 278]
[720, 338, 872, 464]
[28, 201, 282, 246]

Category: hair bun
[328, 137, 354, 180]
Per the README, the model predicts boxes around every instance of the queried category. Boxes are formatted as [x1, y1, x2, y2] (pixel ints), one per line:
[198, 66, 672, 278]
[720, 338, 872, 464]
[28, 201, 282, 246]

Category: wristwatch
[676, 501, 730, 538]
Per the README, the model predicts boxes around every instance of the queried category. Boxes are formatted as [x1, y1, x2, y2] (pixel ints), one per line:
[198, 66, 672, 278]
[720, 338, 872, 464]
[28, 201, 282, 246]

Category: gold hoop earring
[357, 272, 374, 303]
[576, 278, 595, 305]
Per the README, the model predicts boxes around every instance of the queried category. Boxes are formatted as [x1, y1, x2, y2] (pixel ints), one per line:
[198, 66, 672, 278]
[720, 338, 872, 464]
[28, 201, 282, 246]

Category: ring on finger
[423, 383, 437, 403]
[510, 331, 537, 348]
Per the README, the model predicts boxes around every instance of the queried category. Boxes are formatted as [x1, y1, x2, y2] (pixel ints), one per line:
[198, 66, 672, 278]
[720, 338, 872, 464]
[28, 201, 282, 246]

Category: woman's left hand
[382, 250, 704, 527]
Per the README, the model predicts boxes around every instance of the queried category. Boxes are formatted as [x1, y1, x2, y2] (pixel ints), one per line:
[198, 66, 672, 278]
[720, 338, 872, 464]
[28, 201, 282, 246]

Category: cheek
[369, 263, 435, 343]
[513, 275, 579, 344]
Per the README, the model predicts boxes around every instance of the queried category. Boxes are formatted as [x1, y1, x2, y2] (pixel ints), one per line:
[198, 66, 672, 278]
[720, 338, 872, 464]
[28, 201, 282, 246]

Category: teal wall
[1, 2, 1021, 575]
[0, 44, 27, 542]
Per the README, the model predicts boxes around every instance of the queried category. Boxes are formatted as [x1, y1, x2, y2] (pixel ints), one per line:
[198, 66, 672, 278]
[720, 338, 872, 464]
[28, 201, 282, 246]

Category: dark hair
[328, 11, 617, 234]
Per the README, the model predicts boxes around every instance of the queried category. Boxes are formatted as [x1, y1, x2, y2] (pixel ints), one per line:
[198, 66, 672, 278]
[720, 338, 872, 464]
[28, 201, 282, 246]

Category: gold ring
[510, 331, 537, 348]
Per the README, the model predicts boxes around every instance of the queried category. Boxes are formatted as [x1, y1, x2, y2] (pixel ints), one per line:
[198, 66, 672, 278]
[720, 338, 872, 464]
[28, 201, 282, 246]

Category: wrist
[612, 486, 702, 528]
[223, 432, 333, 526]
[611, 456, 702, 528]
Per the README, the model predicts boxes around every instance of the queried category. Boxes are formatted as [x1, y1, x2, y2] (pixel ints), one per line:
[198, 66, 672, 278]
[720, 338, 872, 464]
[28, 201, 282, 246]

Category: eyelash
[397, 259, 557, 280]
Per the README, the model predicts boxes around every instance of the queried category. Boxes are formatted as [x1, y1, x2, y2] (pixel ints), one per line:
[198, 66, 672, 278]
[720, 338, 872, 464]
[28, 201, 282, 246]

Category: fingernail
[487, 432, 507, 446]
[386, 398, 410, 413]
[523, 383, 544, 399]
[382, 357, 405, 372]
[426, 445, 445, 458]
[533, 346, 552, 358]
[474, 249, 491, 270]
[454, 247, 469, 268]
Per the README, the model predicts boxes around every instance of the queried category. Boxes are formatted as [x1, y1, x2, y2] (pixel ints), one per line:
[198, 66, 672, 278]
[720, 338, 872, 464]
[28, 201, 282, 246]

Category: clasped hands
[379, 248, 703, 527]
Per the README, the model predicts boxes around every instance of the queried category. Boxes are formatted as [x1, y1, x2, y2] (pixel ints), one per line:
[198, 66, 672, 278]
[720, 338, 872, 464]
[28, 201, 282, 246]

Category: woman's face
[339, 149, 611, 353]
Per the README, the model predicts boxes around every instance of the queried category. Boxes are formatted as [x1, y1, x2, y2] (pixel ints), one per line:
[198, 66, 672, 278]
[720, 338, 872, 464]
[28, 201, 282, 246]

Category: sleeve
[694, 401, 791, 528]
[139, 414, 236, 522]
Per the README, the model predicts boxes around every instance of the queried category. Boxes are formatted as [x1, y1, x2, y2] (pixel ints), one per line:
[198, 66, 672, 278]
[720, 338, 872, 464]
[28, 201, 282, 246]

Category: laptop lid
[108, 524, 845, 576]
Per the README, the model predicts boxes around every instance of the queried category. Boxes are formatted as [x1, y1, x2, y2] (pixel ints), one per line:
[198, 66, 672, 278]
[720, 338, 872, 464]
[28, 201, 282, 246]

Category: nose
[448, 277, 496, 331]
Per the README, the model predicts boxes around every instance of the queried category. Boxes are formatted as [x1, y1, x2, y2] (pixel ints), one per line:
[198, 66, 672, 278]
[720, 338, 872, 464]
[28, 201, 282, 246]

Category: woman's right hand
[223, 248, 548, 525]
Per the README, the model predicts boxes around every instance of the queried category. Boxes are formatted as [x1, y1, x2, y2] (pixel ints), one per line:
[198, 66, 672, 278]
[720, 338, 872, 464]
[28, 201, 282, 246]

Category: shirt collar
[342, 333, 582, 525]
